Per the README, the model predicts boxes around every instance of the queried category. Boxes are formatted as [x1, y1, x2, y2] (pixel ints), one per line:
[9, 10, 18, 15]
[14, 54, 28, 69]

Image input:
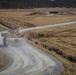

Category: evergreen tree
[0, 0, 76, 9]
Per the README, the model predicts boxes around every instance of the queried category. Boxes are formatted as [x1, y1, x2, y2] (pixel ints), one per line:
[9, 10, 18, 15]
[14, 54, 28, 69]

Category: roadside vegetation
[0, 26, 8, 69]
[0, 51, 8, 69]
[0, 24, 8, 31]
[26, 24, 76, 75]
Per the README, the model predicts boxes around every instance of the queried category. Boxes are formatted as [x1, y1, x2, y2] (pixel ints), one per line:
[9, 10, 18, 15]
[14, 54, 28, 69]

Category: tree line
[0, 0, 76, 9]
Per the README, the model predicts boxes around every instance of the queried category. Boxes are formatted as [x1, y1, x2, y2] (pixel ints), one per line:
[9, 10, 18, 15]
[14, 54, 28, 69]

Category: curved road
[0, 21, 76, 75]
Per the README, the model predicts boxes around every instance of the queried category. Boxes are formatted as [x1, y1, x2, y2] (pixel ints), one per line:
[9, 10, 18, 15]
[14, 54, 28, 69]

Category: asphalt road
[0, 21, 76, 75]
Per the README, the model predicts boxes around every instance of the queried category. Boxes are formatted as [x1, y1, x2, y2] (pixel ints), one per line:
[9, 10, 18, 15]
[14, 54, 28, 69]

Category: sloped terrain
[0, 24, 8, 31]
[0, 51, 8, 69]
[26, 24, 76, 75]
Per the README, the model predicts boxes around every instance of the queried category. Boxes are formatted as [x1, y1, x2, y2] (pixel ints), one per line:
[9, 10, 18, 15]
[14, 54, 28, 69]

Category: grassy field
[0, 8, 76, 14]
[0, 8, 76, 73]
[15, 15, 76, 26]
[26, 24, 76, 75]
[0, 8, 76, 30]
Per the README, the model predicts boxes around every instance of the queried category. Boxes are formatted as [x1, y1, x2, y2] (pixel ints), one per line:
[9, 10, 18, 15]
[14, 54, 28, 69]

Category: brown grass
[0, 17, 35, 30]
[0, 8, 76, 13]
[0, 24, 8, 31]
[26, 24, 76, 75]
[0, 51, 8, 69]
[0, 11, 35, 29]
[0, 8, 76, 29]
[0, 8, 76, 73]
[15, 15, 76, 26]
[0, 26, 8, 69]
[0, 25, 8, 69]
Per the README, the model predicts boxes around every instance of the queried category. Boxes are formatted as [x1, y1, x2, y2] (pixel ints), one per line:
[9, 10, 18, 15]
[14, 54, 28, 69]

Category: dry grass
[0, 24, 8, 31]
[0, 26, 8, 69]
[0, 51, 8, 69]
[20, 15, 76, 26]
[0, 8, 76, 13]
[0, 16, 35, 30]
[0, 12, 32, 17]
[33, 8, 76, 13]
[26, 24, 76, 75]
[0, 11, 35, 29]
[0, 8, 76, 29]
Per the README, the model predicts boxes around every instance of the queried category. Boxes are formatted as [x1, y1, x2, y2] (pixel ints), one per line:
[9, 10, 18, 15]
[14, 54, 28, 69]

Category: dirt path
[0, 21, 76, 75]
